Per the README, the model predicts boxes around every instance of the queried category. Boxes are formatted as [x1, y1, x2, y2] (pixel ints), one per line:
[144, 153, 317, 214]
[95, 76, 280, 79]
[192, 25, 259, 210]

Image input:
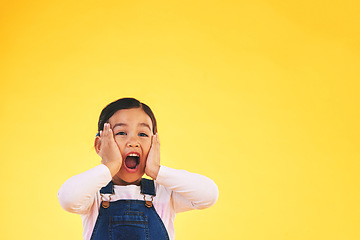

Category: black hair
[97, 98, 157, 135]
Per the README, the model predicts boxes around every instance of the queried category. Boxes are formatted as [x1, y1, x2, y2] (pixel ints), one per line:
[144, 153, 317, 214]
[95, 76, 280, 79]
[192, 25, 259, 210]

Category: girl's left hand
[145, 133, 161, 179]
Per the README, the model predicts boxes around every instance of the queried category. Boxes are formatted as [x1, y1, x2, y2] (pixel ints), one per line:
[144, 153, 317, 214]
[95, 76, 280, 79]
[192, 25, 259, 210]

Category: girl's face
[107, 108, 153, 185]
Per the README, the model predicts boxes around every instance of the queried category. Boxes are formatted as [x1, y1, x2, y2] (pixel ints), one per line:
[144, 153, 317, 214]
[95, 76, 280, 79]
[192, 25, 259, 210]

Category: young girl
[58, 97, 219, 240]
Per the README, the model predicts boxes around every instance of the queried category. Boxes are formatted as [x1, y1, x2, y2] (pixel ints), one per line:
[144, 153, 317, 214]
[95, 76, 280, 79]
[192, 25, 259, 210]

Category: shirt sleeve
[57, 164, 112, 215]
[155, 165, 219, 213]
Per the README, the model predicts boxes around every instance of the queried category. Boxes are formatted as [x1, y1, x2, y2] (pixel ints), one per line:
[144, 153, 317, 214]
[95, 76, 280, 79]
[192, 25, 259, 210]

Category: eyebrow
[113, 122, 151, 131]
[139, 123, 152, 131]
[113, 123, 127, 129]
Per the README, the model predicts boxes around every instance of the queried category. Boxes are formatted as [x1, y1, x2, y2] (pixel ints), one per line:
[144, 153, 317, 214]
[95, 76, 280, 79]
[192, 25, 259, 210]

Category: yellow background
[0, 0, 359, 239]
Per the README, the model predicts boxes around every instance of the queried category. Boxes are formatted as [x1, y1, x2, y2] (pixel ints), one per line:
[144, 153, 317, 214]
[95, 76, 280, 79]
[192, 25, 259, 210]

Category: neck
[112, 176, 142, 186]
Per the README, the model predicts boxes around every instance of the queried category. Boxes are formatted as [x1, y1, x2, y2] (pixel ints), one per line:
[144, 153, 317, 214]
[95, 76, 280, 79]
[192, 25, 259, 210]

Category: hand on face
[97, 123, 123, 177]
[145, 133, 161, 179]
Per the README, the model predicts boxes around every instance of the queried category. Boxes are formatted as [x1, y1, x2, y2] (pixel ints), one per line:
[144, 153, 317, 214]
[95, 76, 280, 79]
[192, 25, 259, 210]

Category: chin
[115, 168, 145, 185]
[123, 175, 143, 184]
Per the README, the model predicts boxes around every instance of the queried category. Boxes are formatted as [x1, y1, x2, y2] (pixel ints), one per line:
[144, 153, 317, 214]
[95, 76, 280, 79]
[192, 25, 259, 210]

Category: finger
[106, 123, 111, 136]
[104, 123, 110, 137]
[102, 123, 107, 137]
[108, 126, 114, 136]
[152, 133, 159, 147]
[152, 134, 156, 145]
[156, 133, 160, 144]
[104, 123, 116, 144]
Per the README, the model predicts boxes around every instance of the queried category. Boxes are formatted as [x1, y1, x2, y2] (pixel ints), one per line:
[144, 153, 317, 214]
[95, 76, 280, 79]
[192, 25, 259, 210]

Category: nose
[127, 135, 140, 148]
[127, 142, 140, 148]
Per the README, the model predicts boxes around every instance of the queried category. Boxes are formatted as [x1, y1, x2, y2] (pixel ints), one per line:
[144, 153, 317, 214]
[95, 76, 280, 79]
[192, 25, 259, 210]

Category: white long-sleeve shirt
[58, 165, 219, 240]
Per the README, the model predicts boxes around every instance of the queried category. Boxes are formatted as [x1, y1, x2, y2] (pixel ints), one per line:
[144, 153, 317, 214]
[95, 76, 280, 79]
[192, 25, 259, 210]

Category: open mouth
[124, 153, 140, 170]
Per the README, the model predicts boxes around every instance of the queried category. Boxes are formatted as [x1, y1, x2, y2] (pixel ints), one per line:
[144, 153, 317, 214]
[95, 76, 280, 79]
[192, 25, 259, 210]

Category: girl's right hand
[97, 123, 122, 177]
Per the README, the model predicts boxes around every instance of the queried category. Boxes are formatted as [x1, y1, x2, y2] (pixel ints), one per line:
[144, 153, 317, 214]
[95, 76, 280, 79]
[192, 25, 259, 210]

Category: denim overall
[90, 179, 170, 240]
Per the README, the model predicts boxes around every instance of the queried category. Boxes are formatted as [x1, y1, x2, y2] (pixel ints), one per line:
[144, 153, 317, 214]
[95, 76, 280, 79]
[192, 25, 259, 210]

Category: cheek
[114, 138, 126, 152]
[141, 139, 152, 155]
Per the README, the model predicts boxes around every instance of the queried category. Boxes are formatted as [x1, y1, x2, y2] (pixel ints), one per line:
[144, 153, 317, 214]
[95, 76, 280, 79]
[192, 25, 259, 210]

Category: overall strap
[100, 181, 114, 194]
[141, 178, 156, 208]
[140, 178, 156, 196]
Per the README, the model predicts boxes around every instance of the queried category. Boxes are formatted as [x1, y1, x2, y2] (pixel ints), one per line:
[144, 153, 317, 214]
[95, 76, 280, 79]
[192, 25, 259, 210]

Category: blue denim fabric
[90, 180, 169, 240]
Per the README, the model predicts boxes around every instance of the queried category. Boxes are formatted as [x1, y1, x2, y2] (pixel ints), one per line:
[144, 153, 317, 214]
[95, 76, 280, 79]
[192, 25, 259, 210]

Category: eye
[116, 131, 127, 136]
[138, 132, 149, 137]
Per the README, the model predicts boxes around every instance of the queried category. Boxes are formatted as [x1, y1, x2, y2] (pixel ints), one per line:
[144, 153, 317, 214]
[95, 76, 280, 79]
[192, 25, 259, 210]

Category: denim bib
[90, 179, 170, 240]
